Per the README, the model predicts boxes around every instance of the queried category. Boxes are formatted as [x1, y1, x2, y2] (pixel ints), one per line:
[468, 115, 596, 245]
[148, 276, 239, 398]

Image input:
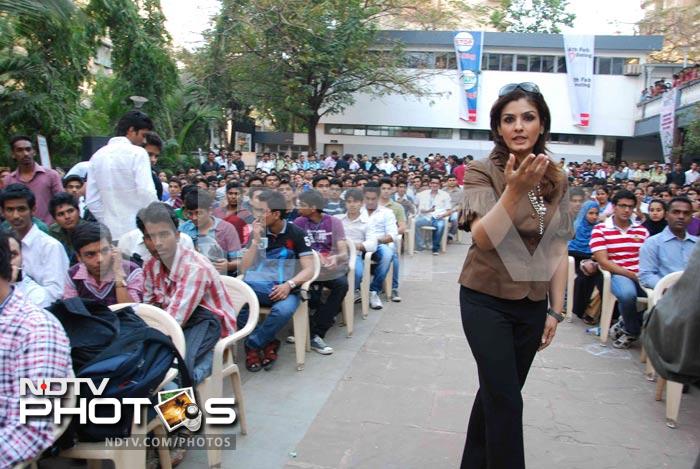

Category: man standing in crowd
[200, 151, 220, 175]
[238, 190, 315, 372]
[639, 197, 697, 289]
[0, 232, 72, 468]
[443, 174, 463, 239]
[86, 110, 157, 241]
[686, 162, 699, 185]
[0, 184, 69, 306]
[295, 190, 349, 355]
[590, 190, 650, 349]
[145, 131, 164, 201]
[363, 184, 398, 310]
[4, 135, 63, 224]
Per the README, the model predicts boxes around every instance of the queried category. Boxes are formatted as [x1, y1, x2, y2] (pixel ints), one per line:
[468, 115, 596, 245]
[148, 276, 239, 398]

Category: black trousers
[569, 250, 603, 319]
[459, 286, 547, 469]
[310, 276, 349, 338]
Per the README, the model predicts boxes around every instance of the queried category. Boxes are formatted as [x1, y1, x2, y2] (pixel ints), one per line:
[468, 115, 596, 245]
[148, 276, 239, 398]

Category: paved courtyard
[183, 241, 699, 469]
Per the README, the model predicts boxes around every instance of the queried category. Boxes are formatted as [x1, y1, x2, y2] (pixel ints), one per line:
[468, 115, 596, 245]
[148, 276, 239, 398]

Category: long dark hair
[489, 89, 564, 201]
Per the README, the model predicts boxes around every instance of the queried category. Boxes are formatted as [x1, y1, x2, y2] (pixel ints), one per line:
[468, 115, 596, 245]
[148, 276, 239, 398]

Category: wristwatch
[287, 280, 297, 289]
[547, 308, 565, 323]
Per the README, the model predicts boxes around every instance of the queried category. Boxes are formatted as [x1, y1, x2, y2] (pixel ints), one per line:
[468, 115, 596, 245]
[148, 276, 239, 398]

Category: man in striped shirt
[590, 190, 649, 348]
[137, 202, 237, 383]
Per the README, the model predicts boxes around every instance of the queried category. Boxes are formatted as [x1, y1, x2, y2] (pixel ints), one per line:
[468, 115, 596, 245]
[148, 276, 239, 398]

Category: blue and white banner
[563, 34, 594, 127]
[659, 88, 677, 164]
[453, 31, 483, 123]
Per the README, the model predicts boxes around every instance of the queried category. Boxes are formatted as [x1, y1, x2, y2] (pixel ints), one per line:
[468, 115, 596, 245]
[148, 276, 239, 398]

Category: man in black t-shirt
[238, 190, 315, 371]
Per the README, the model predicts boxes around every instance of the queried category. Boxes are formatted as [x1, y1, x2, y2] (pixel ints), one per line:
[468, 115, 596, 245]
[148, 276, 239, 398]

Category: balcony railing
[636, 79, 700, 121]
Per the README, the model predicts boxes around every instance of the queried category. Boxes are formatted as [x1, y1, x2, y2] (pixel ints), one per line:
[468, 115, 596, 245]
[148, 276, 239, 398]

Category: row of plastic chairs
[565, 257, 686, 428]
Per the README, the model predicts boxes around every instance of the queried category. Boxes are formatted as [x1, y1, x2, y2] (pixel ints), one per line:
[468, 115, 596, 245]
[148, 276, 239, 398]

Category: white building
[312, 31, 665, 163]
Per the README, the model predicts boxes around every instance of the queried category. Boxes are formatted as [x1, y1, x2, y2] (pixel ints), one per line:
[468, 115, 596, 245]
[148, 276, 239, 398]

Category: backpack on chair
[47, 299, 193, 446]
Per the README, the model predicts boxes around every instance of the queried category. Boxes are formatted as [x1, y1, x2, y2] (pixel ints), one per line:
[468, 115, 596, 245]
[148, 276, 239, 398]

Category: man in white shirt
[0, 184, 69, 306]
[415, 174, 452, 254]
[86, 110, 158, 241]
[377, 156, 397, 174]
[256, 153, 275, 173]
[335, 188, 378, 301]
[686, 162, 699, 185]
[362, 184, 398, 310]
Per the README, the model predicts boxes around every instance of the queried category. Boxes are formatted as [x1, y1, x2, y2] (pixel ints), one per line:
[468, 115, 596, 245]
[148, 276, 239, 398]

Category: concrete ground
[165, 241, 700, 468]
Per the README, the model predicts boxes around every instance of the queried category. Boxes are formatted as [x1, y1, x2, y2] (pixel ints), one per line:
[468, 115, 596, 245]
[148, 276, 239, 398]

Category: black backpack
[47, 299, 193, 444]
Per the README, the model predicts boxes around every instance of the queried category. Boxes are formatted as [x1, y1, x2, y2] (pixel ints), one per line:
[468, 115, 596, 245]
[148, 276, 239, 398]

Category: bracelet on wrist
[547, 308, 565, 323]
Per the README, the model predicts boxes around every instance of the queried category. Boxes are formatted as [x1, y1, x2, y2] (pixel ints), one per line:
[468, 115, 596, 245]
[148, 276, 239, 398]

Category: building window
[326, 124, 452, 139]
[404, 52, 433, 69]
[434, 52, 457, 69]
[550, 133, 596, 145]
[594, 57, 635, 75]
[528, 55, 542, 72]
[459, 129, 492, 140]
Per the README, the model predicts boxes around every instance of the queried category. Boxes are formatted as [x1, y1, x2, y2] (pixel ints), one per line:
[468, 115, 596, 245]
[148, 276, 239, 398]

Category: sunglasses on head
[498, 82, 541, 97]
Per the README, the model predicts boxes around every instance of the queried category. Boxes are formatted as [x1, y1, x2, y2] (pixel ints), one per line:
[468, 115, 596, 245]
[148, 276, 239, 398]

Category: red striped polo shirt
[590, 217, 649, 273]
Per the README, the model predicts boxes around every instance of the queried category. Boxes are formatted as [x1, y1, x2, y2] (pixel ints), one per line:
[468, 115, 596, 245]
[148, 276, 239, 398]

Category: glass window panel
[611, 57, 624, 75]
[516, 55, 528, 71]
[542, 55, 555, 73]
[500, 54, 514, 71]
[487, 54, 500, 70]
[556, 56, 567, 73]
[447, 54, 457, 69]
[597, 57, 611, 75]
[528, 55, 542, 72]
[434, 52, 448, 69]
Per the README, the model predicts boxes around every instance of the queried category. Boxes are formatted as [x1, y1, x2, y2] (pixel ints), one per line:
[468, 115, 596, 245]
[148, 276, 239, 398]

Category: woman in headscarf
[642, 199, 668, 236]
[568, 200, 603, 322]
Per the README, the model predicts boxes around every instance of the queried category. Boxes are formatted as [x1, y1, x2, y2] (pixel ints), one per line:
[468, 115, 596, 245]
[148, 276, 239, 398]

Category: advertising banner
[659, 88, 677, 164]
[563, 34, 594, 127]
[453, 31, 484, 123]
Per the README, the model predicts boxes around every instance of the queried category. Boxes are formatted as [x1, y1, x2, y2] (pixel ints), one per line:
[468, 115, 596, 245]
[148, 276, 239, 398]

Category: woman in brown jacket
[459, 83, 570, 469]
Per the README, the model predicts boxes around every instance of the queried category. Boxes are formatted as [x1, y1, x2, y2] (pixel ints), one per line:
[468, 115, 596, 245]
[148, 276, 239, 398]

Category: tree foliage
[490, 0, 575, 34]
[637, 4, 699, 64]
[195, 0, 430, 151]
[0, 0, 186, 169]
[383, 0, 491, 31]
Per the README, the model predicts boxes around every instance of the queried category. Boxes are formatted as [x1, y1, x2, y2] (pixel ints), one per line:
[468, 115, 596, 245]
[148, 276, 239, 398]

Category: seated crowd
[1, 110, 700, 464]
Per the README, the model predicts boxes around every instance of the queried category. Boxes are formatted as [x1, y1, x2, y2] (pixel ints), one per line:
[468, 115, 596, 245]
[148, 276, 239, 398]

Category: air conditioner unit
[624, 63, 642, 76]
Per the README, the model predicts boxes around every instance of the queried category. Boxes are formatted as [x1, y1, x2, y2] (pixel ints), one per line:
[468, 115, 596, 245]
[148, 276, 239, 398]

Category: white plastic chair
[565, 256, 575, 322]
[195, 276, 259, 468]
[242, 251, 321, 371]
[642, 271, 684, 428]
[599, 270, 650, 344]
[341, 241, 357, 337]
[359, 251, 372, 318]
[404, 215, 416, 256]
[60, 304, 185, 469]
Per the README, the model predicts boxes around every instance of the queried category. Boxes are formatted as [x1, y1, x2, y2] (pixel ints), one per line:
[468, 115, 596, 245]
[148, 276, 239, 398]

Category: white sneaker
[310, 335, 333, 355]
[286, 335, 295, 344]
[391, 289, 401, 302]
[370, 291, 383, 310]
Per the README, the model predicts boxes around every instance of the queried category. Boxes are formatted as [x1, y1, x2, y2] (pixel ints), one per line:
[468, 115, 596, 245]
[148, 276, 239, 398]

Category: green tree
[490, 0, 575, 34]
[637, 4, 699, 63]
[196, 0, 429, 152]
[0, 0, 93, 166]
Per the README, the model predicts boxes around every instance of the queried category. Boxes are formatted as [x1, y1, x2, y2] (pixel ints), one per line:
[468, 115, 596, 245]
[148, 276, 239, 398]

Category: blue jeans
[415, 216, 445, 252]
[391, 249, 399, 290]
[370, 244, 394, 293]
[237, 285, 301, 349]
[354, 254, 364, 287]
[449, 212, 459, 236]
[610, 274, 647, 336]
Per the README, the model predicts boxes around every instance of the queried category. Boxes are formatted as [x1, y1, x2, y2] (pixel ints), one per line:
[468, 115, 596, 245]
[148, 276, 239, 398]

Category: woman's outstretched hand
[504, 153, 549, 195]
